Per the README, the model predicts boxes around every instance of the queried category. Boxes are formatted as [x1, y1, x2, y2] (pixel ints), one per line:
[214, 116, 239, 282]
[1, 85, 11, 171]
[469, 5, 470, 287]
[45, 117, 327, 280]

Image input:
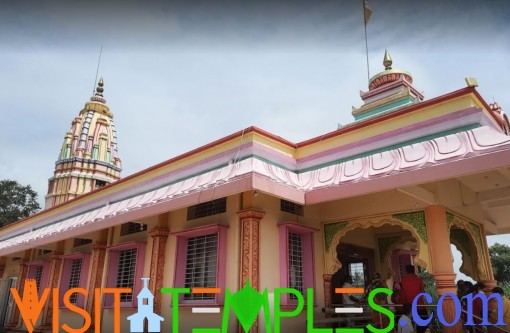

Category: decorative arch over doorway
[322, 211, 431, 275]
[447, 211, 490, 281]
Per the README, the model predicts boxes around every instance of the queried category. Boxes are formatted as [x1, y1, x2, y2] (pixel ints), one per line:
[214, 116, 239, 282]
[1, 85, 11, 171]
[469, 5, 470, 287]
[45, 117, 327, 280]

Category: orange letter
[95, 288, 101, 333]
[61, 288, 91, 333]
[11, 279, 50, 333]
[103, 288, 131, 333]
[53, 289, 59, 333]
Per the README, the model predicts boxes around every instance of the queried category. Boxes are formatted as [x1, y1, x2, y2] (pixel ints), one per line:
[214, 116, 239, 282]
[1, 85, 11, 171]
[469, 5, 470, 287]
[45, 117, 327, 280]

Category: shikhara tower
[45, 78, 122, 208]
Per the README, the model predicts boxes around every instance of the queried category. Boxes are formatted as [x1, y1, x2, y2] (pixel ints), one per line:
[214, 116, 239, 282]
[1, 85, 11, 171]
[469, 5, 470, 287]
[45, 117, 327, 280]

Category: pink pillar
[425, 206, 463, 333]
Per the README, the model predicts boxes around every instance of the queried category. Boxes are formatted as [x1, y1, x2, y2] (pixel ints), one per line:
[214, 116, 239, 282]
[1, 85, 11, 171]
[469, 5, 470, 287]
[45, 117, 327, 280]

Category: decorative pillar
[479, 226, 497, 291]
[237, 209, 265, 333]
[148, 227, 169, 315]
[323, 274, 332, 307]
[86, 243, 107, 333]
[37, 253, 63, 332]
[425, 206, 462, 333]
[5, 261, 29, 329]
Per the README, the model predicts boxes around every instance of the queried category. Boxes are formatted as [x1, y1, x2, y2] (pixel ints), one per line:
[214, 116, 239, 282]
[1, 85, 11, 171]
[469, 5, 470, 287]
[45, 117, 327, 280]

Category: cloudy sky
[1, 0, 509, 273]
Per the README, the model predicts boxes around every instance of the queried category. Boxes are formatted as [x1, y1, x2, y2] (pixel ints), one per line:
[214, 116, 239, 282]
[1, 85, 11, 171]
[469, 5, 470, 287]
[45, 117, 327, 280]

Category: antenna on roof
[92, 45, 103, 96]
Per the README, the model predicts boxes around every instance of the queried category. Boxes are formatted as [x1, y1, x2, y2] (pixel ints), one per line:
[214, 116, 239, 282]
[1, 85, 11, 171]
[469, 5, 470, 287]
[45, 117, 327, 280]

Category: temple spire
[383, 50, 392, 70]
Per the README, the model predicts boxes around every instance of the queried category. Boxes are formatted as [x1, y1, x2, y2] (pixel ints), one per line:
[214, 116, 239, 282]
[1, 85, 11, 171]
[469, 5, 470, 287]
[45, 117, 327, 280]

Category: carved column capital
[91, 243, 107, 251]
[237, 209, 265, 220]
[149, 227, 170, 238]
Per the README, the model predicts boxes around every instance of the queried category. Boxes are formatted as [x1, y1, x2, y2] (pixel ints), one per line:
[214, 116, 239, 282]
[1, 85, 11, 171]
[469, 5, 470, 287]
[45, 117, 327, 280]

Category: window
[184, 234, 218, 301]
[173, 225, 228, 304]
[59, 253, 91, 307]
[280, 199, 304, 216]
[187, 198, 227, 220]
[278, 222, 317, 305]
[288, 233, 304, 298]
[95, 180, 107, 189]
[348, 262, 365, 288]
[121, 222, 148, 236]
[27, 261, 50, 296]
[73, 238, 92, 247]
[105, 242, 146, 307]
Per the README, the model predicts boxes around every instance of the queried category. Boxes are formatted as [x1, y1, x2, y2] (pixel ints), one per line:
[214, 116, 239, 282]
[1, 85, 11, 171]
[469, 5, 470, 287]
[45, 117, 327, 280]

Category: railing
[317, 304, 510, 333]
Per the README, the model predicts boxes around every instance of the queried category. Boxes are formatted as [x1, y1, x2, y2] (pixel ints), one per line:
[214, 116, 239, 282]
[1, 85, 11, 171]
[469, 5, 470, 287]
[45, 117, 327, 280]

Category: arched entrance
[322, 211, 430, 306]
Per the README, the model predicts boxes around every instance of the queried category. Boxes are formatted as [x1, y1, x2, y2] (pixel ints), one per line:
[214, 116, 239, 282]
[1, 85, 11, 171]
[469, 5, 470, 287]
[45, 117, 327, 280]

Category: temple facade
[0, 52, 509, 332]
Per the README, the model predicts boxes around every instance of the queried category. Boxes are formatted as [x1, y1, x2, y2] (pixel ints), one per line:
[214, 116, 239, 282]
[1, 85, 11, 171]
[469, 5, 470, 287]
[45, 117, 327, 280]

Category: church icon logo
[127, 278, 164, 332]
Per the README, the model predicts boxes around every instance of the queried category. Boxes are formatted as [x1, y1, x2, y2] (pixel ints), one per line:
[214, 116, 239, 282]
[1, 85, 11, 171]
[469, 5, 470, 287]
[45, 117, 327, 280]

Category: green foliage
[0, 179, 40, 227]
[418, 269, 438, 303]
[499, 281, 510, 297]
[490, 243, 510, 283]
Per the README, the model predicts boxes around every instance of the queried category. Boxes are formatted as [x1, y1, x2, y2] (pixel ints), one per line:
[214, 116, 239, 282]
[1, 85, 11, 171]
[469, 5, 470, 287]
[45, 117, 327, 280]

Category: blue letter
[436, 293, 461, 326]
[412, 292, 433, 326]
[463, 292, 504, 326]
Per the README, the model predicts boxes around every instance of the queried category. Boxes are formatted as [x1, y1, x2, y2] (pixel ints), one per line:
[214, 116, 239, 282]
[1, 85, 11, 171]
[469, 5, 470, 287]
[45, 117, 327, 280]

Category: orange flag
[363, 0, 373, 26]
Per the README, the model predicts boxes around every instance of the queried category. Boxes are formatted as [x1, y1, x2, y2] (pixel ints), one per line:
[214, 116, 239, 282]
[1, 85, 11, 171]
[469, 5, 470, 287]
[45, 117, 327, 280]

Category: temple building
[0, 52, 510, 333]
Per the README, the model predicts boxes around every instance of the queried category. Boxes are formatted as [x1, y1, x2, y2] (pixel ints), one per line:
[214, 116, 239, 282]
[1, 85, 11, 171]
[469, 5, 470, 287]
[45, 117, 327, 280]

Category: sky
[0, 0, 509, 277]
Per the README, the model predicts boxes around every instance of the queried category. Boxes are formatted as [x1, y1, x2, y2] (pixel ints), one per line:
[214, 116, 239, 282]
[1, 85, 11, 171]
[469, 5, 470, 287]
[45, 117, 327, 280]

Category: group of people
[332, 263, 510, 333]
[456, 280, 510, 332]
[330, 264, 430, 333]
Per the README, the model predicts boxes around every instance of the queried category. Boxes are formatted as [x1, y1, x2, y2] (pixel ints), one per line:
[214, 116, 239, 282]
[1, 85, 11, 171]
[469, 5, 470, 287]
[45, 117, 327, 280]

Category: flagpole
[364, 20, 370, 83]
[362, 0, 370, 85]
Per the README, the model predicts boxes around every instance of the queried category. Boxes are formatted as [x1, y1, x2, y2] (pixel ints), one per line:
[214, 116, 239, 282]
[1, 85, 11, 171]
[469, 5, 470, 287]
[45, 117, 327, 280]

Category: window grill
[68, 259, 83, 304]
[34, 265, 44, 291]
[348, 262, 365, 288]
[120, 222, 148, 236]
[280, 199, 304, 216]
[183, 234, 218, 300]
[115, 248, 137, 302]
[187, 198, 227, 220]
[288, 233, 304, 298]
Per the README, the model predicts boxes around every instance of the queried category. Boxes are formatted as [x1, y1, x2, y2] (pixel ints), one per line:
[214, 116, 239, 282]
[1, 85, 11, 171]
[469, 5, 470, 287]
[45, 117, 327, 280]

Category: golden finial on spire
[383, 50, 392, 70]
[95, 77, 104, 97]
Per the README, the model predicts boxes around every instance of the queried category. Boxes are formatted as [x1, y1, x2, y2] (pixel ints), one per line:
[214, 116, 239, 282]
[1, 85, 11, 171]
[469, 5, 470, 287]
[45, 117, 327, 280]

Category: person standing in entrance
[400, 265, 428, 333]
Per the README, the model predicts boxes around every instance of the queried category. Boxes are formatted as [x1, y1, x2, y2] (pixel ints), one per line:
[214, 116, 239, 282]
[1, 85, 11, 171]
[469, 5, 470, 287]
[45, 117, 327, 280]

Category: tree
[490, 243, 510, 283]
[0, 179, 41, 227]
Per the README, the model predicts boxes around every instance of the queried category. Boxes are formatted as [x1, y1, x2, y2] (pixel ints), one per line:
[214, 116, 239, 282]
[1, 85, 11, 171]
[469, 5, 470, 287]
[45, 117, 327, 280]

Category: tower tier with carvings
[45, 78, 122, 208]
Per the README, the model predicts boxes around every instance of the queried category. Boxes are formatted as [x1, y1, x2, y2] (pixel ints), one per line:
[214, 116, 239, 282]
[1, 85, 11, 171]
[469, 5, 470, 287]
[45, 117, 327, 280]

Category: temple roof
[1, 86, 509, 256]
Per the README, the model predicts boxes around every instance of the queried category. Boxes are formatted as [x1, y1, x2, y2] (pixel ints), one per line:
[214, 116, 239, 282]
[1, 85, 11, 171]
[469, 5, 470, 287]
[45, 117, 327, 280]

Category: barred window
[348, 262, 365, 288]
[280, 199, 304, 216]
[68, 259, 83, 304]
[116, 248, 137, 302]
[34, 266, 44, 291]
[183, 234, 218, 300]
[120, 222, 148, 236]
[278, 222, 316, 305]
[187, 198, 227, 220]
[288, 233, 304, 298]
[59, 254, 90, 308]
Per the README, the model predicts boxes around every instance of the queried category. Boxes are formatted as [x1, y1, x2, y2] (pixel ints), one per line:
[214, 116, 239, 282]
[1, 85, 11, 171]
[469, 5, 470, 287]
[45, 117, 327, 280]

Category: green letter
[221, 280, 272, 333]
[273, 288, 304, 333]
[306, 288, 333, 333]
[161, 287, 190, 333]
[366, 288, 394, 333]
